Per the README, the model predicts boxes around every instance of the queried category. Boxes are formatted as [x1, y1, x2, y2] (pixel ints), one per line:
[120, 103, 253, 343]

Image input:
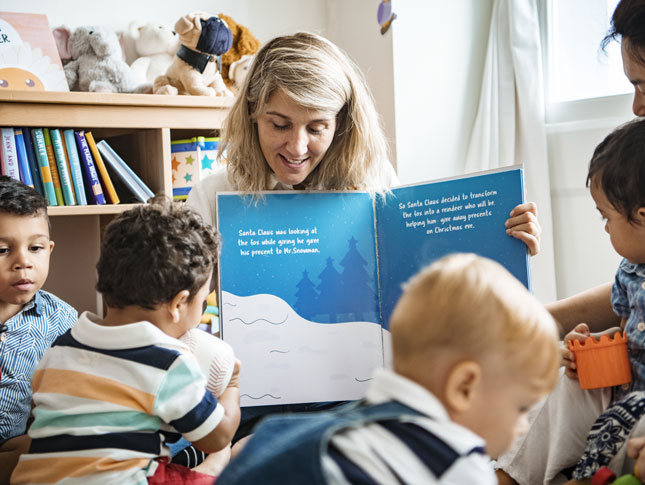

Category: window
[546, 0, 631, 104]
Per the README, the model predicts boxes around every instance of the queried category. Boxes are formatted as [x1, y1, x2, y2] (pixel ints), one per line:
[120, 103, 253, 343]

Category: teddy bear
[217, 14, 261, 91]
[57, 25, 139, 93]
[127, 21, 179, 85]
[153, 12, 233, 97]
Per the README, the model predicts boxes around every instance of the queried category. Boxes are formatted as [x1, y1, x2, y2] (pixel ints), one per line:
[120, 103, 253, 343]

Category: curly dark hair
[602, 0, 645, 64]
[96, 195, 221, 309]
[0, 175, 49, 227]
[587, 118, 645, 223]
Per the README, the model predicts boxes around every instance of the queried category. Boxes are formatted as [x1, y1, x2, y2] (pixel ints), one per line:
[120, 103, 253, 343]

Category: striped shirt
[0, 290, 77, 440]
[322, 368, 496, 484]
[11, 311, 224, 485]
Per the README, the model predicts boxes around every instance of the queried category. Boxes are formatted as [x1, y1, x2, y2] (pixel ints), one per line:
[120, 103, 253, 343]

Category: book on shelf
[49, 129, 76, 206]
[0, 12, 68, 92]
[74, 131, 106, 205]
[0, 127, 20, 180]
[62, 129, 87, 205]
[85, 132, 119, 205]
[171, 136, 220, 200]
[215, 165, 529, 406]
[42, 129, 64, 206]
[96, 139, 154, 203]
[13, 128, 34, 188]
[21, 127, 44, 196]
[30, 128, 57, 206]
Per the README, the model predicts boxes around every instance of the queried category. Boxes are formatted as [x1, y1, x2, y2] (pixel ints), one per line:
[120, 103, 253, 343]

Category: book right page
[376, 166, 530, 334]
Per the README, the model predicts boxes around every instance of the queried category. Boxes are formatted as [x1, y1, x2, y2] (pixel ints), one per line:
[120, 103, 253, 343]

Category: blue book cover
[21, 127, 44, 196]
[13, 128, 34, 188]
[74, 131, 106, 205]
[30, 128, 58, 206]
[49, 129, 76, 206]
[96, 140, 154, 203]
[63, 129, 87, 205]
[215, 166, 529, 406]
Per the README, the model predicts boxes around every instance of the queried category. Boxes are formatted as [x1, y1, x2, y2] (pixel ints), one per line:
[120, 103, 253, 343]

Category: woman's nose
[285, 129, 308, 156]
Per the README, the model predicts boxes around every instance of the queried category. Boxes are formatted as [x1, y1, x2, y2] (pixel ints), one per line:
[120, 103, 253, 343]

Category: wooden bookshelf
[0, 90, 233, 313]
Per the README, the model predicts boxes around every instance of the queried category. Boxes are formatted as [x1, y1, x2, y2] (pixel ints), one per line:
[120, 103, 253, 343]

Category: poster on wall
[0, 12, 69, 92]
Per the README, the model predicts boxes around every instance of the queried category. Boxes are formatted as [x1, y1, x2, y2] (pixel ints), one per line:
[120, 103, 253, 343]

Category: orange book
[85, 132, 119, 204]
[42, 128, 64, 206]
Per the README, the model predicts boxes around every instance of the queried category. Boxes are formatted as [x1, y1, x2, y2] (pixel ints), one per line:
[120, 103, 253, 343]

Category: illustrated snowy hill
[221, 291, 390, 406]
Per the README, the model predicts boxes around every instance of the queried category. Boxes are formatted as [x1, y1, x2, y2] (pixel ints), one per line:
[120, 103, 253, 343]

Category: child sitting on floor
[497, 118, 645, 484]
[0, 176, 77, 485]
[216, 253, 560, 484]
[11, 196, 240, 484]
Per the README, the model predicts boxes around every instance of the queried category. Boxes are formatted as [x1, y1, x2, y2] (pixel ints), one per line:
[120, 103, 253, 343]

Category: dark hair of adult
[96, 195, 221, 309]
[586, 118, 645, 222]
[602, 0, 645, 64]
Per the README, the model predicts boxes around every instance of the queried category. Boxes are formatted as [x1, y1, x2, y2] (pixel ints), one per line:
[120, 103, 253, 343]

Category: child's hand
[562, 323, 591, 379]
[627, 437, 645, 480]
[228, 359, 241, 388]
[505, 202, 540, 256]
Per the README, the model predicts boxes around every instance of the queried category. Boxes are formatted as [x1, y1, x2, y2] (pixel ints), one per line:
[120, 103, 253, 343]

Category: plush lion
[217, 14, 261, 91]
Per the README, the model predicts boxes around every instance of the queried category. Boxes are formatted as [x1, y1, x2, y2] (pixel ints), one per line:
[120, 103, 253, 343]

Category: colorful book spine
[63, 129, 87, 205]
[43, 129, 64, 206]
[13, 128, 34, 188]
[0, 127, 20, 180]
[60, 135, 77, 203]
[74, 130, 106, 205]
[30, 128, 58, 206]
[85, 132, 119, 204]
[22, 127, 45, 196]
[96, 139, 154, 203]
[49, 129, 76, 205]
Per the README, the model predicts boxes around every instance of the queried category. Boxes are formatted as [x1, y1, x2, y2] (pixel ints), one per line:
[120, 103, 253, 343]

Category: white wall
[392, 1, 494, 184]
[0, 1, 327, 44]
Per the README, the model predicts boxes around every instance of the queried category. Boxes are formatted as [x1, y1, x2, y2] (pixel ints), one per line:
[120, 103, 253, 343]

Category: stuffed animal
[128, 21, 179, 85]
[153, 12, 233, 96]
[58, 25, 139, 93]
[228, 54, 254, 91]
[217, 14, 261, 90]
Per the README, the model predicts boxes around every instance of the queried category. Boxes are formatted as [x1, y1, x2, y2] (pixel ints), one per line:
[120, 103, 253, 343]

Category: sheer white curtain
[465, 0, 556, 302]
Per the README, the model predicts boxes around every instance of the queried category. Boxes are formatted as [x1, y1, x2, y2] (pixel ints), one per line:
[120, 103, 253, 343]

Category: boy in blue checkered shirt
[0, 176, 76, 484]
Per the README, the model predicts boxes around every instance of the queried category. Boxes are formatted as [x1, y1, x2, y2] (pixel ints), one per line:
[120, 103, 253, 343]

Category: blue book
[215, 166, 529, 406]
[49, 129, 76, 206]
[13, 128, 34, 188]
[74, 131, 106, 205]
[63, 129, 87, 205]
[30, 128, 58, 206]
[96, 139, 154, 203]
[21, 127, 44, 196]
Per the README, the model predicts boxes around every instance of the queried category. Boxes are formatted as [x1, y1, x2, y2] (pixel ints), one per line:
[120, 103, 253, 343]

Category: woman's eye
[272, 123, 289, 131]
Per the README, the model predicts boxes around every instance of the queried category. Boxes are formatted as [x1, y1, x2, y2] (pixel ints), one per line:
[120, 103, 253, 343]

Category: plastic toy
[592, 466, 642, 484]
[569, 332, 632, 389]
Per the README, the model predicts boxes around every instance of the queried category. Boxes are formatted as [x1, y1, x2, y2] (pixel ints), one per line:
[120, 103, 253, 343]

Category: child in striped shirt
[217, 253, 561, 484]
[0, 176, 77, 485]
[11, 196, 240, 484]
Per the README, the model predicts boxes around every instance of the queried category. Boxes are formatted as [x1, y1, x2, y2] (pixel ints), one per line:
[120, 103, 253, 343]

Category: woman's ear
[168, 289, 190, 323]
[443, 360, 482, 413]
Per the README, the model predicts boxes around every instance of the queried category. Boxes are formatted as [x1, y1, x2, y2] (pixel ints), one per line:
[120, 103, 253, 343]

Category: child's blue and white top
[0, 290, 77, 440]
[612, 259, 645, 400]
[11, 311, 224, 485]
[218, 367, 494, 485]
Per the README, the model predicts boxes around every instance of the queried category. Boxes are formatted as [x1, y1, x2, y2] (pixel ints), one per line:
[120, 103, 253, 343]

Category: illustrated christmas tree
[294, 270, 319, 320]
[338, 237, 376, 320]
[316, 257, 343, 322]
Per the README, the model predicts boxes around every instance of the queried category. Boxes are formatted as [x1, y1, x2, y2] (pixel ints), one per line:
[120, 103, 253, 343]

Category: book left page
[216, 191, 383, 406]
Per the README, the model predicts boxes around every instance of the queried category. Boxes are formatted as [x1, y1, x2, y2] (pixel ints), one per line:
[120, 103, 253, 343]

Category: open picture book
[215, 165, 530, 406]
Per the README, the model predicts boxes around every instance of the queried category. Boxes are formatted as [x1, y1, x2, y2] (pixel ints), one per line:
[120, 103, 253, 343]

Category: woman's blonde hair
[220, 32, 392, 194]
[390, 253, 560, 394]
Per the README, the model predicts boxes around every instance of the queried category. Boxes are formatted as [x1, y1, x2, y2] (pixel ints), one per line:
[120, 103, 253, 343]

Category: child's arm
[562, 322, 623, 379]
[191, 359, 241, 453]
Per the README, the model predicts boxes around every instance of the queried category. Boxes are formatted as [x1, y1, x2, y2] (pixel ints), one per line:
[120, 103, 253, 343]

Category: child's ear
[637, 207, 645, 223]
[168, 289, 190, 323]
[48, 240, 55, 254]
[443, 360, 482, 413]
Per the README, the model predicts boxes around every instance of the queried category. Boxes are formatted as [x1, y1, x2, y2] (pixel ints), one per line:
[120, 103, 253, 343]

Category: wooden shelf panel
[47, 203, 141, 216]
